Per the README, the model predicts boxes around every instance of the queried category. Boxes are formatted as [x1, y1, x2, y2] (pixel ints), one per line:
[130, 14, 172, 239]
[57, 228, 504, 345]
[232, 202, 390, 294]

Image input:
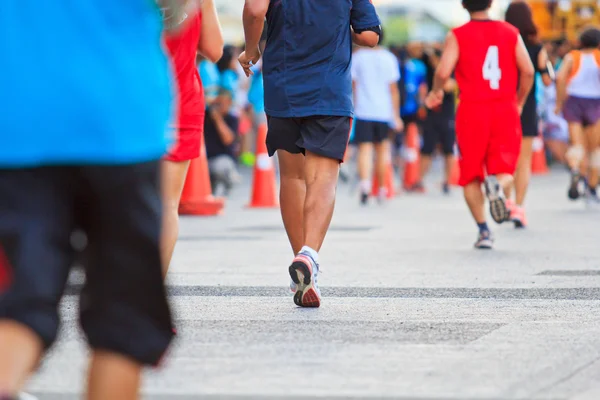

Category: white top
[351, 48, 400, 123]
[567, 52, 600, 99]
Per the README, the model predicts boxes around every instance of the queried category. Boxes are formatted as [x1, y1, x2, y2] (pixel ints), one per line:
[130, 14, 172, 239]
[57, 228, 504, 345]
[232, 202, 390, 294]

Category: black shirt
[422, 52, 455, 118]
[204, 111, 239, 160]
[523, 43, 543, 114]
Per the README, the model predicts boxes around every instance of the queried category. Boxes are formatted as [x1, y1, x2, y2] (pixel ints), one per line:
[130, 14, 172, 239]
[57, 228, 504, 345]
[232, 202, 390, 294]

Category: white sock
[300, 245, 319, 264]
[378, 186, 388, 198]
[360, 179, 371, 194]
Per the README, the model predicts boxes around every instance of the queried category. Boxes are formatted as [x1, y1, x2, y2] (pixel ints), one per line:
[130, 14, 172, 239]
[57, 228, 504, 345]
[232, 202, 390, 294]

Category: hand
[425, 89, 444, 110]
[517, 104, 523, 115]
[238, 47, 261, 77]
[393, 116, 404, 132]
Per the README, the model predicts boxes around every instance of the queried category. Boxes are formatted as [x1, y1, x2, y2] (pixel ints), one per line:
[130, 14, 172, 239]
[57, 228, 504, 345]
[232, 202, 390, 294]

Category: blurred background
[204, 0, 600, 197]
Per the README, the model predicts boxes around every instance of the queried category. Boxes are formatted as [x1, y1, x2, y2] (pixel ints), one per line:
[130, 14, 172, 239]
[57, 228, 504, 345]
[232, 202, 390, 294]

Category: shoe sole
[568, 176, 581, 200]
[474, 239, 493, 250]
[568, 186, 580, 200]
[289, 261, 320, 308]
[485, 178, 509, 224]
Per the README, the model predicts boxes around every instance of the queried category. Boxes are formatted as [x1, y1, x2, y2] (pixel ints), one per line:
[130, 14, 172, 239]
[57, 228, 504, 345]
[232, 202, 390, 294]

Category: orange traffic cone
[402, 122, 422, 190]
[248, 123, 279, 208]
[531, 133, 549, 175]
[179, 133, 225, 216]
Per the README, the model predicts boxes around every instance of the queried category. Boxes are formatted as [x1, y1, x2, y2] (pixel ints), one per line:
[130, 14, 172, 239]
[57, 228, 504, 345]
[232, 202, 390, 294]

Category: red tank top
[164, 12, 204, 129]
[453, 20, 519, 103]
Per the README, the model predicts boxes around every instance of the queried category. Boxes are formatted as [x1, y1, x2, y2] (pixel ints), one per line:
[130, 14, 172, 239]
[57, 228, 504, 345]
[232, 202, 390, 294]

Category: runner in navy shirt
[240, 0, 380, 308]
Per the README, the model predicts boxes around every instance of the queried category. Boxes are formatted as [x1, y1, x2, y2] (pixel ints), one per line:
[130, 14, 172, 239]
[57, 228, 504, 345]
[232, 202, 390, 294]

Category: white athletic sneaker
[585, 188, 600, 210]
[484, 176, 510, 224]
[474, 230, 494, 250]
[288, 252, 321, 307]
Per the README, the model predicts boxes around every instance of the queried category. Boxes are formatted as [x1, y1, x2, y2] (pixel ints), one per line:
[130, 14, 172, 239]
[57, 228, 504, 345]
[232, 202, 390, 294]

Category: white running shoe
[474, 230, 494, 249]
[484, 176, 510, 224]
[288, 252, 321, 308]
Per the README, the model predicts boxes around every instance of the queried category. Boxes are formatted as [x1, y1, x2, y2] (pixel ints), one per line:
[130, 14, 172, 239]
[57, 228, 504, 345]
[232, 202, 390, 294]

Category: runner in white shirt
[352, 32, 403, 205]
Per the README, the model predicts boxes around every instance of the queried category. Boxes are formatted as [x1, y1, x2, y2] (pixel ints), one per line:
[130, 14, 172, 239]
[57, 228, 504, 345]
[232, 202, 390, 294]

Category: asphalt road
[26, 165, 600, 400]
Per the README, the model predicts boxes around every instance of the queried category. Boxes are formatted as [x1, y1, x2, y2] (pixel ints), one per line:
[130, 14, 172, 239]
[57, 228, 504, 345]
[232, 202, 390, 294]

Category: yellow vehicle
[528, 0, 600, 41]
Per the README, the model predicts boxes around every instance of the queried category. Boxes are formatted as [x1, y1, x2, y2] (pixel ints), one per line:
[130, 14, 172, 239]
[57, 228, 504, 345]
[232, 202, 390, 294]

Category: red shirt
[164, 12, 204, 130]
[453, 20, 519, 103]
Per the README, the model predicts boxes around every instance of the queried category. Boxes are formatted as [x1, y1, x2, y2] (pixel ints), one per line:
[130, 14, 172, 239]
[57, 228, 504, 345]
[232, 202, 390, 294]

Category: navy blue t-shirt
[263, 0, 380, 118]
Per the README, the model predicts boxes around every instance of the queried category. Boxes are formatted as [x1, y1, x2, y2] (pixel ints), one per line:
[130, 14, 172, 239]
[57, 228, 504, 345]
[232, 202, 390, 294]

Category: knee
[0, 300, 60, 351]
[566, 145, 585, 163]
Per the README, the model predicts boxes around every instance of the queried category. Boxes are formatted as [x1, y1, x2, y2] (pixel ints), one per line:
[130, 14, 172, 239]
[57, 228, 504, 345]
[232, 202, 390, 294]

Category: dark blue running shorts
[266, 116, 352, 162]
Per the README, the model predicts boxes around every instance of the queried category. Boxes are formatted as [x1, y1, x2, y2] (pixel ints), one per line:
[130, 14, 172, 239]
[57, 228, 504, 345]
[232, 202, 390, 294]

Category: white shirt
[567, 52, 600, 99]
[351, 47, 400, 123]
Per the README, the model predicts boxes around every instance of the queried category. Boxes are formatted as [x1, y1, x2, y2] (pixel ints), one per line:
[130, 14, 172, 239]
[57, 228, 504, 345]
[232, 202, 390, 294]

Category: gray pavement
[26, 165, 600, 400]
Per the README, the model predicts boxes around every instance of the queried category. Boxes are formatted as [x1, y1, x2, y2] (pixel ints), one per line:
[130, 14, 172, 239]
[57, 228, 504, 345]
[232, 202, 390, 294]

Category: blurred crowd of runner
[201, 35, 580, 200]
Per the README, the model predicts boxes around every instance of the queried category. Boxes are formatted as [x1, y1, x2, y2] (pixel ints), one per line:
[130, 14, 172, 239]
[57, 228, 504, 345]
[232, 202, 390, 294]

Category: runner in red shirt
[162, 0, 223, 275]
[425, 0, 534, 249]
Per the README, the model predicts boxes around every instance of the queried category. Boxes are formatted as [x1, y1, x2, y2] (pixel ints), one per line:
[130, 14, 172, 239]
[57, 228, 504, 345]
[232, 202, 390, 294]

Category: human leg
[160, 159, 190, 276]
[79, 162, 173, 399]
[0, 167, 76, 396]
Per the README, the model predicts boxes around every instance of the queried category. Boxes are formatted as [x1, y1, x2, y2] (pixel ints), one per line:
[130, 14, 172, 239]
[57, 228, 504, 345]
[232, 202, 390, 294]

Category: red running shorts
[455, 100, 522, 186]
[164, 127, 202, 162]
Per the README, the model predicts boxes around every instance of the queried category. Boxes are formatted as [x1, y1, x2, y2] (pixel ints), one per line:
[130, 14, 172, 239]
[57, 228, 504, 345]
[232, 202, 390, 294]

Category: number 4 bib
[483, 45, 502, 90]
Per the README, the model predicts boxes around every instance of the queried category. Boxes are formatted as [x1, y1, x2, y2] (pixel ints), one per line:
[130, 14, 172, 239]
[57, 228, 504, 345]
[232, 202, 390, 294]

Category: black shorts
[521, 101, 539, 137]
[402, 113, 422, 126]
[422, 112, 456, 156]
[0, 162, 173, 366]
[266, 115, 352, 162]
[352, 120, 391, 144]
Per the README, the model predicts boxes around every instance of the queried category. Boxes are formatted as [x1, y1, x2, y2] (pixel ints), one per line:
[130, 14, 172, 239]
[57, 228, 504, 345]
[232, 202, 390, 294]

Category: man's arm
[197, 0, 223, 62]
[443, 78, 457, 92]
[239, 0, 269, 76]
[515, 35, 535, 112]
[352, 30, 379, 48]
[351, 0, 381, 48]
[431, 32, 459, 93]
[555, 54, 573, 114]
[390, 83, 403, 131]
[425, 32, 458, 109]
[538, 47, 554, 87]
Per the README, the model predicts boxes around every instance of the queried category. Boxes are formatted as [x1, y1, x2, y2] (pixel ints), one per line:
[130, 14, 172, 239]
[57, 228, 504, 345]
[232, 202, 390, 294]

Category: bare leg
[303, 151, 340, 251]
[277, 151, 306, 255]
[419, 155, 433, 182]
[87, 351, 141, 400]
[585, 122, 600, 188]
[357, 142, 374, 194]
[374, 140, 390, 193]
[496, 173, 514, 193]
[0, 322, 43, 396]
[160, 160, 190, 277]
[443, 155, 454, 183]
[513, 137, 534, 206]
[545, 139, 568, 164]
[464, 181, 486, 224]
[566, 122, 585, 171]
